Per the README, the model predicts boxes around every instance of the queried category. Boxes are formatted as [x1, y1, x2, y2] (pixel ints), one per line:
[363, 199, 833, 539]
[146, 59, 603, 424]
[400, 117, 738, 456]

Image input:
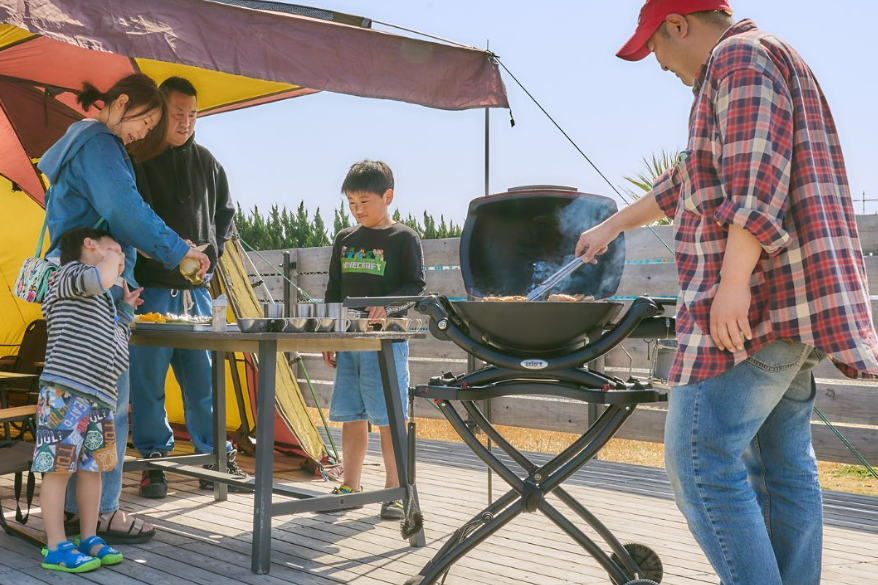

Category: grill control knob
[437, 319, 449, 331]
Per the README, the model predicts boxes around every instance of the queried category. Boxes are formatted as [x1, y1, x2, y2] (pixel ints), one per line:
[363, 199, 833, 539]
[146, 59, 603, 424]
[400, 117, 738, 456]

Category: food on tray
[167, 314, 212, 324]
[547, 294, 595, 302]
[135, 312, 167, 323]
[134, 313, 211, 325]
[481, 295, 527, 302]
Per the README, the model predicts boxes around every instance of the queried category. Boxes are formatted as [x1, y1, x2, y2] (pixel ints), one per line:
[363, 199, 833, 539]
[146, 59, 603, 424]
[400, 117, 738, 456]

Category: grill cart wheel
[403, 575, 425, 585]
[611, 543, 663, 584]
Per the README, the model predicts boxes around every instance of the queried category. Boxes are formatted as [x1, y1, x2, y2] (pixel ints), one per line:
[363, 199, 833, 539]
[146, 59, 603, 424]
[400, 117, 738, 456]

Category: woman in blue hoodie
[38, 73, 210, 544]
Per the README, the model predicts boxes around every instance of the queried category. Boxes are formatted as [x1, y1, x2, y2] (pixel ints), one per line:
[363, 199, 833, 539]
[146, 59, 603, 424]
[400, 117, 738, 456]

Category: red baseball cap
[616, 0, 732, 61]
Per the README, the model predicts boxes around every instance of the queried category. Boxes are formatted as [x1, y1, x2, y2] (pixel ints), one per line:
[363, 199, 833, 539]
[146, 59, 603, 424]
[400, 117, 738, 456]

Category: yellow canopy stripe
[135, 59, 307, 114]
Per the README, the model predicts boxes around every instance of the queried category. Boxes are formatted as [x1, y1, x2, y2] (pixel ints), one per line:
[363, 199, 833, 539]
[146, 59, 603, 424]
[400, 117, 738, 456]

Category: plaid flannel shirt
[651, 20, 878, 386]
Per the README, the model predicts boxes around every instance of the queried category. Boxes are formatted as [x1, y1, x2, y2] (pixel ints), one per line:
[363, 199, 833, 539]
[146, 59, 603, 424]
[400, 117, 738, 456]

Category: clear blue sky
[196, 0, 878, 226]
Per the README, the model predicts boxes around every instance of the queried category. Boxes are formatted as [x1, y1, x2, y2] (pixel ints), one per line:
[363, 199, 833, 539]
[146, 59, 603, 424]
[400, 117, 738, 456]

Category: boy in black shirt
[323, 160, 425, 520]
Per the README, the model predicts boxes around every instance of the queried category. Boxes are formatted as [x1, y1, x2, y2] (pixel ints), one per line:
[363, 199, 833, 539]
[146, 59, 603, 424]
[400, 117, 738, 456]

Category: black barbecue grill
[348, 186, 673, 585]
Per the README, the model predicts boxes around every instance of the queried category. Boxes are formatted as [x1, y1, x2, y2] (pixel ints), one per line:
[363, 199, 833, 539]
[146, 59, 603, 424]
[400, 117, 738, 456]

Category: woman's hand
[323, 351, 337, 369]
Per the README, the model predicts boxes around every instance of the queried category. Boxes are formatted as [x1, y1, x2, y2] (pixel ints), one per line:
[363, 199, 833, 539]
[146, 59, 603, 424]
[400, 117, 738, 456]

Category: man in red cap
[575, 2, 878, 584]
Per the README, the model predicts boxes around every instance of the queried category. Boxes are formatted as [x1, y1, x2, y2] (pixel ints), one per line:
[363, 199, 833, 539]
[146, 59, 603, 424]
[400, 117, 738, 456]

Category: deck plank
[2, 434, 877, 585]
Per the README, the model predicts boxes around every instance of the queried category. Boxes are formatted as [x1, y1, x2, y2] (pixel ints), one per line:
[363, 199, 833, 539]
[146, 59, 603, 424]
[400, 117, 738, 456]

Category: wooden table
[128, 327, 426, 574]
[0, 372, 38, 380]
[0, 372, 38, 440]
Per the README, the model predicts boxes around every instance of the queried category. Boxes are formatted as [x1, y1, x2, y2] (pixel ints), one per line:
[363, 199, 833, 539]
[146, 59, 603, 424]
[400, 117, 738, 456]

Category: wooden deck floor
[2, 433, 877, 585]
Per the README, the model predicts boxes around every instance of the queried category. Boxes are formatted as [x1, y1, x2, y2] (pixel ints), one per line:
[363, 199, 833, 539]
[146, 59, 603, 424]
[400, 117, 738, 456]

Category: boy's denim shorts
[32, 386, 117, 473]
[329, 341, 410, 427]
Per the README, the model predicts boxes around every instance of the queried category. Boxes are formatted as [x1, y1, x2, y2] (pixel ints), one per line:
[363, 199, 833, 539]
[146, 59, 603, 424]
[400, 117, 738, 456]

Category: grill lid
[459, 186, 625, 299]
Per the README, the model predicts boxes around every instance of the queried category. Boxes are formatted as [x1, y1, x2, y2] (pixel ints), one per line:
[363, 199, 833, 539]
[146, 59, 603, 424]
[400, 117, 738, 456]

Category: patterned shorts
[31, 386, 118, 473]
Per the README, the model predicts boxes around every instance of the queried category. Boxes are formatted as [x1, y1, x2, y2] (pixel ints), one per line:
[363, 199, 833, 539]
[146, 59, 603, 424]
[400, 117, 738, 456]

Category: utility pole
[855, 191, 878, 214]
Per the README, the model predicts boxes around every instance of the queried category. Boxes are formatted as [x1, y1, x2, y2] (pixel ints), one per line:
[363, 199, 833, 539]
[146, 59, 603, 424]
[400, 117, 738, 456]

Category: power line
[495, 58, 675, 258]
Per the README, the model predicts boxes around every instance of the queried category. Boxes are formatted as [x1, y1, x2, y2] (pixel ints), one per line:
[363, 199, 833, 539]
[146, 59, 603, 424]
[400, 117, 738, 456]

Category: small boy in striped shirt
[34, 227, 142, 573]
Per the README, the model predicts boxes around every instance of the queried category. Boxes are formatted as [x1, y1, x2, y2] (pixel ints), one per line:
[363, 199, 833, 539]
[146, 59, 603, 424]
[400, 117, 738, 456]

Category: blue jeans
[65, 286, 128, 515]
[129, 287, 229, 456]
[665, 340, 824, 585]
[329, 341, 410, 426]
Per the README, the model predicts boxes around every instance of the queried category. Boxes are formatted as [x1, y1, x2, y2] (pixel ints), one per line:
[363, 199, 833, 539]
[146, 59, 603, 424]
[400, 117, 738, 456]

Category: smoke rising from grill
[528, 197, 625, 299]
[462, 188, 625, 299]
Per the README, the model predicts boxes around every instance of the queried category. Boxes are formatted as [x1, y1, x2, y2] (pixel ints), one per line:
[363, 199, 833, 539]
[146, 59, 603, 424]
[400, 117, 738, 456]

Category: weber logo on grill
[521, 359, 548, 370]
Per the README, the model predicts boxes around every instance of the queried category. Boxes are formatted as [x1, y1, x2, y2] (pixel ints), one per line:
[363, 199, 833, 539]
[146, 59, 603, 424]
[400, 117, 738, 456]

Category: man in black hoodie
[130, 77, 247, 498]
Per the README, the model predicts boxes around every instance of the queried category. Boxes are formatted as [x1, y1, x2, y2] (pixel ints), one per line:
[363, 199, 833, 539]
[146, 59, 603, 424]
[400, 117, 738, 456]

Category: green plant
[831, 465, 875, 480]
[622, 150, 679, 226]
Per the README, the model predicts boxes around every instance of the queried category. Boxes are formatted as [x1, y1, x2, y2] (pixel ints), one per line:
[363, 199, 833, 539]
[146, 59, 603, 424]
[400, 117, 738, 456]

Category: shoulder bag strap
[33, 215, 50, 259]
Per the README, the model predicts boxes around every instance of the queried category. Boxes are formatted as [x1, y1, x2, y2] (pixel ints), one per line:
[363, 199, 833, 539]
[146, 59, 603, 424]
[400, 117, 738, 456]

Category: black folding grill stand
[402, 296, 670, 585]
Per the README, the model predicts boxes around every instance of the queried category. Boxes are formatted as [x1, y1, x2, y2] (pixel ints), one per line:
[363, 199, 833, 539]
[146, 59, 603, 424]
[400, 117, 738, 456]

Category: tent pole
[483, 39, 493, 505]
[214, 263, 254, 441]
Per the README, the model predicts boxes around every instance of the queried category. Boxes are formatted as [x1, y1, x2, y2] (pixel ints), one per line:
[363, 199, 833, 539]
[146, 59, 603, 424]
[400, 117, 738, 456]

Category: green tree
[280, 207, 296, 248]
[234, 202, 464, 249]
[294, 201, 312, 248]
[333, 200, 351, 237]
[422, 212, 437, 239]
[248, 205, 271, 250]
[234, 203, 250, 242]
[402, 213, 423, 236]
[310, 207, 330, 247]
[266, 204, 284, 250]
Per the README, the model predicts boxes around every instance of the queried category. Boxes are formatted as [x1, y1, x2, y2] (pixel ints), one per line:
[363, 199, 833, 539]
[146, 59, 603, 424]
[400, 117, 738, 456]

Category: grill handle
[343, 296, 426, 309]
[628, 316, 676, 339]
[412, 296, 664, 372]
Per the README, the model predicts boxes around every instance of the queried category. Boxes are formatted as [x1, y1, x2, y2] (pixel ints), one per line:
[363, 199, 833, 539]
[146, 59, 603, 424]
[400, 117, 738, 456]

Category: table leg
[212, 351, 228, 502]
[0, 386, 10, 440]
[377, 339, 426, 547]
[252, 340, 277, 574]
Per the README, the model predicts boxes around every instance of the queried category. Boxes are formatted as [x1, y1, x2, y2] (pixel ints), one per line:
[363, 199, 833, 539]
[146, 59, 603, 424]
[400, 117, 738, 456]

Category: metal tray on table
[134, 322, 227, 332]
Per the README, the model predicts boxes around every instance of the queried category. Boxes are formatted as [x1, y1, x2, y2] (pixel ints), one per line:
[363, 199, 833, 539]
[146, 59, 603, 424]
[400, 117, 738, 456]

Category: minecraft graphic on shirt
[341, 247, 386, 276]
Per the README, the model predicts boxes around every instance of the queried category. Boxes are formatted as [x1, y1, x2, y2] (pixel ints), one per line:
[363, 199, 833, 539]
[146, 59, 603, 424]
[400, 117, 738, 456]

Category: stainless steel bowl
[347, 319, 371, 333]
[383, 318, 411, 332]
[237, 318, 273, 333]
[313, 317, 335, 332]
[281, 317, 313, 333]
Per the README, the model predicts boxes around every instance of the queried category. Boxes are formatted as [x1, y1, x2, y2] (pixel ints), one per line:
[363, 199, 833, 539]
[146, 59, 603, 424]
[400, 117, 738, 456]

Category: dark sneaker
[199, 449, 251, 492]
[380, 500, 405, 520]
[139, 452, 168, 499]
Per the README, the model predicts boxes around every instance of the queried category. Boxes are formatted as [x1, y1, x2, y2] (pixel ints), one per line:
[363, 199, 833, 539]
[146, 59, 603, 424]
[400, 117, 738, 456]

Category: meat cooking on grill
[547, 293, 595, 302]
[478, 294, 596, 302]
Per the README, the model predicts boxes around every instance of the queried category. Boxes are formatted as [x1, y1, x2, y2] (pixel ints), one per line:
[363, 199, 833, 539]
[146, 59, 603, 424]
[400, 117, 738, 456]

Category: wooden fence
[245, 216, 878, 464]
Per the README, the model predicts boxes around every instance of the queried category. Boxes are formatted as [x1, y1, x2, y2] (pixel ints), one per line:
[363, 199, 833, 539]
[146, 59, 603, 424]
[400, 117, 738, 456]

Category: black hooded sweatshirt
[134, 134, 235, 289]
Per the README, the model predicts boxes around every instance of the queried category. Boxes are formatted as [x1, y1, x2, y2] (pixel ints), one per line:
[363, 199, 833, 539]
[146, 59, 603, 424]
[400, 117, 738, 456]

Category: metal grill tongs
[526, 256, 585, 301]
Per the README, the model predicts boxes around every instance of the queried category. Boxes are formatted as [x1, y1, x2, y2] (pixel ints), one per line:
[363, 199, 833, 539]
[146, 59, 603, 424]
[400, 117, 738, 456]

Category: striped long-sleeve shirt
[651, 20, 878, 386]
[40, 262, 133, 409]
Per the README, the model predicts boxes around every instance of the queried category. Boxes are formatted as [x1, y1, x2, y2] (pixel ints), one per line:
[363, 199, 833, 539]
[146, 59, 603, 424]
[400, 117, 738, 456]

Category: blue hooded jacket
[38, 120, 190, 287]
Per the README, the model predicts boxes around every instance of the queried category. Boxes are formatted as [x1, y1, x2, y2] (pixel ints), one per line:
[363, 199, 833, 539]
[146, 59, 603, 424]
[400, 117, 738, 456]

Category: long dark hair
[76, 73, 168, 161]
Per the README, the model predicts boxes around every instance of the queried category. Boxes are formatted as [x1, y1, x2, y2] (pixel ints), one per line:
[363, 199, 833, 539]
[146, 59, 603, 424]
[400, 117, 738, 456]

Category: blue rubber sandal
[41, 541, 101, 573]
[75, 535, 124, 566]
